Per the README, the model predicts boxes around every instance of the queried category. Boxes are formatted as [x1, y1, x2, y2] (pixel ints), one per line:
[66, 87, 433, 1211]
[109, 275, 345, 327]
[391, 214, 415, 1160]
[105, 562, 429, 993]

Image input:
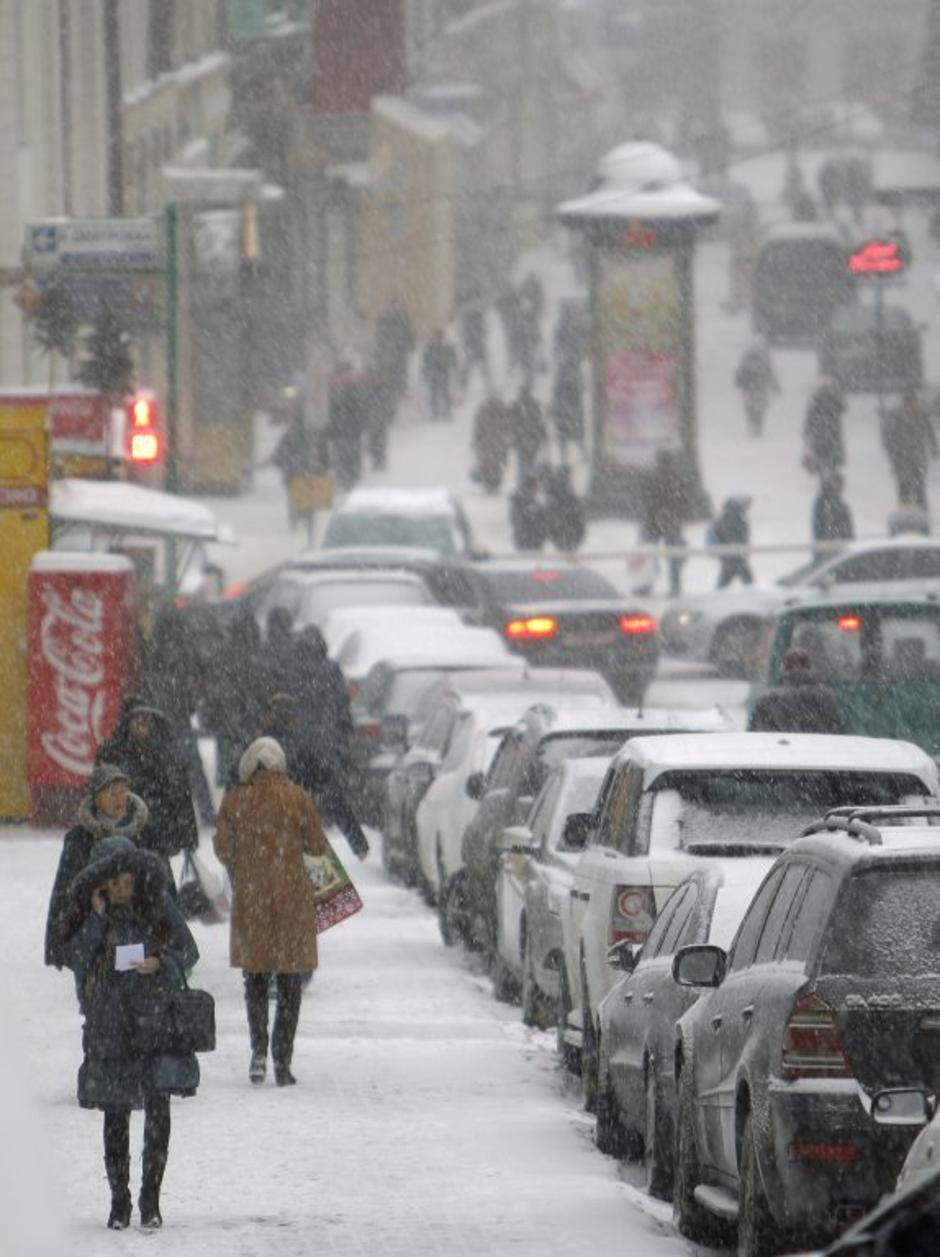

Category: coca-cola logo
[38, 586, 109, 778]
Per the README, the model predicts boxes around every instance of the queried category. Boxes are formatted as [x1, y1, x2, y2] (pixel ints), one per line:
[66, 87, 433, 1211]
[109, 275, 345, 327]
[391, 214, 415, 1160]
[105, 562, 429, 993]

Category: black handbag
[177, 851, 213, 921]
[126, 973, 216, 1056]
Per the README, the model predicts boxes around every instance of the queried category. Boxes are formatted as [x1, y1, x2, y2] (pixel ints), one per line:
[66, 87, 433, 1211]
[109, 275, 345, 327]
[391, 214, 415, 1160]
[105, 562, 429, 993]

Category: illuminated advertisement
[596, 249, 681, 467]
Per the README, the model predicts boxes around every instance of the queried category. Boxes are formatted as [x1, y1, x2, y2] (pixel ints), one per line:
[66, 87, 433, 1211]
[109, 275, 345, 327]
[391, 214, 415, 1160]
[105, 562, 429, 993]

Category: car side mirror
[465, 772, 486, 801]
[607, 940, 639, 972]
[673, 944, 726, 988]
[871, 1088, 935, 1127]
[512, 794, 534, 825]
[496, 824, 536, 855]
[560, 812, 593, 852]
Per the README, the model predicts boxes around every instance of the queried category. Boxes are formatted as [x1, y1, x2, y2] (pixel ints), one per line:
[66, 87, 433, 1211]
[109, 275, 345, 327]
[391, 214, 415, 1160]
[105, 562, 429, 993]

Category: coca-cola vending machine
[27, 552, 137, 826]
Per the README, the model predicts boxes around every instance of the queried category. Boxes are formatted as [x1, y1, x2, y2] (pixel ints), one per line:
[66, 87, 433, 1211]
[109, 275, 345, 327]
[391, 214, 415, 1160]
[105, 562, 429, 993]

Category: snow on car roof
[436, 667, 615, 701]
[323, 605, 464, 654]
[333, 488, 458, 517]
[292, 545, 444, 568]
[343, 626, 511, 676]
[779, 586, 940, 613]
[617, 732, 937, 783]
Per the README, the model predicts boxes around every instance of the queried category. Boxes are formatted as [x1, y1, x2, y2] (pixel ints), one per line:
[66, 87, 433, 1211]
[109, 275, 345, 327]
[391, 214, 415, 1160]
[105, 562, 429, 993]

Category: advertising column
[27, 553, 137, 826]
[0, 397, 50, 819]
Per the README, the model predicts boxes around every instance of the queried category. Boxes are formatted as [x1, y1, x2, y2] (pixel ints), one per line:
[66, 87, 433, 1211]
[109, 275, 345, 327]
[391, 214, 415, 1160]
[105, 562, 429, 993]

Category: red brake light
[531, 570, 562, 583]
[505, 616, 558, 640]
[837, 614, 861, 632]
[782, 993, 851, 1080]
[609, 884, 655, 946]
[222, 580, 247, 600]
[789, 1142, 862, 1164]
[619, 614, 656, 636]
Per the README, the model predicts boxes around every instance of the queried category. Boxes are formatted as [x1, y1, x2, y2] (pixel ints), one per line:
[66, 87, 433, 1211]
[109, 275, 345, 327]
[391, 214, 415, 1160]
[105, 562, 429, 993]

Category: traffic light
[125, 391, 162, 464]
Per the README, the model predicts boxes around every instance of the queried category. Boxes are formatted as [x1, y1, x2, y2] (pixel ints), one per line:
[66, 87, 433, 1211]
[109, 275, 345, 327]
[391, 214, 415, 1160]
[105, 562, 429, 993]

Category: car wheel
[580, 968, 599, 1114]
[738, 1111, 777, 1257]
[521, 931, 551, 1030]
[556, 969, 581, 1074]
[594, 1037, 626, 1156]
[709, 618, 761, 678]
[492, 951, 520, 1005]
[438, 873, 468, 948]
[644, 1061, 673, 1200]
[674, 1061, 724, 1244]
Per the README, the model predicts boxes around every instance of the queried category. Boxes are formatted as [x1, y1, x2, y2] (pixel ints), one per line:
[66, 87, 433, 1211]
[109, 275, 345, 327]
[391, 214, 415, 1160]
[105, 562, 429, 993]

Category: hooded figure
[709, 495, 754, 588]
[747, 647, 846, 734]
[214, 737, 330, 1087]
[45, 764, 149, 970]
[95, 699, 198, 880]
[804, 381, 846, 477]
[58, 834, 199, 1229]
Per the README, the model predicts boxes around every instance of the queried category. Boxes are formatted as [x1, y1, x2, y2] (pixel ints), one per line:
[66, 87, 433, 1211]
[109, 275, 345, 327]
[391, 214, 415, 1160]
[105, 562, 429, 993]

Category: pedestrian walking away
[709, 494, 754, 588]
[748, 647, 846, 734]
[422, 329, 460, 420]
[214, 737, 331, 1088]
[58, 834, 200, 1230]
[811, 472, 854, 559]
[544, 464, 586, 552]
[882, 390, 939, 514]
[459, 300, 490, 390]
[638, 449, 689, 596]
[509, 383, 546, 479]
[471, 394, 511, 493]
[551, 356, 585, 459]
[734, 338, 779, 436]
[803, 380, 846, 479]
[45, 763, 149, 973]
[95, 700, 199, 893]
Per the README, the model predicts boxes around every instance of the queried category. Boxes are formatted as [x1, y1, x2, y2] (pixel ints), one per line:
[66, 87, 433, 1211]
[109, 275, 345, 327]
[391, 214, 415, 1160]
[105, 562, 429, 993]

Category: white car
[321, 487, 480, 558]
[322, 603, 468, 665]
[561, 732, 940, 1103]
[336, 622, 514, 699]
[660, 537, 940, 675]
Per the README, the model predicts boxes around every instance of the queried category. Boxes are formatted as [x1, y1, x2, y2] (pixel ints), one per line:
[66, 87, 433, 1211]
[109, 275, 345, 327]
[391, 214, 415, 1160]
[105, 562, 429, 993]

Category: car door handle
[711, 1015, 722, 1031]
[742, 1005, 754, 1023]
[642, 993, 654, 1005]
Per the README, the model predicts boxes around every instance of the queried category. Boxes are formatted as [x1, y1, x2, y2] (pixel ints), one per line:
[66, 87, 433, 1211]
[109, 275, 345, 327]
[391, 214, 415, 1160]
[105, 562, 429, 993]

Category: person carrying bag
[60, 835, 204, 1231]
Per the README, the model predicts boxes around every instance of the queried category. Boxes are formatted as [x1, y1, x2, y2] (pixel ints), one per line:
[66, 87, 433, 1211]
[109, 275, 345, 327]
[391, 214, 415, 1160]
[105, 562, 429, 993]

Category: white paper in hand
[115, 943, 145, 971]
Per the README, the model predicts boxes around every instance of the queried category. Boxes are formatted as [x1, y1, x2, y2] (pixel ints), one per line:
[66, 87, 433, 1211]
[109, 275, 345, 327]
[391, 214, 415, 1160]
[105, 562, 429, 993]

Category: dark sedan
[437, 559, 659, 704]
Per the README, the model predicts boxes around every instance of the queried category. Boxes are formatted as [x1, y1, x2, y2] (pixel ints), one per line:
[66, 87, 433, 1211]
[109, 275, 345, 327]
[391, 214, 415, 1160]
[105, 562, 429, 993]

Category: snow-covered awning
[50, 478, 235, 544]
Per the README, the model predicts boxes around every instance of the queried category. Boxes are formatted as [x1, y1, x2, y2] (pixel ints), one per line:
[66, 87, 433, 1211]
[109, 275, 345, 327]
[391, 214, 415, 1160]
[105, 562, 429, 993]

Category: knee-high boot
[103, 1110, 132, 1229]
[139, 1096, 170, 1229]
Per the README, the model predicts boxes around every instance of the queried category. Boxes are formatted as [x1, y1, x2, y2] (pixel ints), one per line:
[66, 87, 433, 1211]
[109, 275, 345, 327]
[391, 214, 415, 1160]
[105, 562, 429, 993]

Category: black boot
[272, 974, 302, 1087]
[105, 1156, 132, 1229]
[139, 1097, 170, 1230]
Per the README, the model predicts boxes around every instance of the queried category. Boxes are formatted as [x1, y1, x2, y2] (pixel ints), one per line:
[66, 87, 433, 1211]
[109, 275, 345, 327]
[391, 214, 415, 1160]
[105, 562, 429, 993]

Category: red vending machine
[27, 552, 137, 826]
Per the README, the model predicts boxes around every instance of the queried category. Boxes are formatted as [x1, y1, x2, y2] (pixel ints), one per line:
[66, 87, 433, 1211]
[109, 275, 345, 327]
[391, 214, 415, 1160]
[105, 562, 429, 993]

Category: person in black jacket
[710, 494, 754, 588]
[95, 700, 199, 891]
[45, 763, 149, 972]
[509, 472, 548, 551]
[747, 647, 846, 734]
[811, 472, 854, 558]
[60, 834, 199, 1230]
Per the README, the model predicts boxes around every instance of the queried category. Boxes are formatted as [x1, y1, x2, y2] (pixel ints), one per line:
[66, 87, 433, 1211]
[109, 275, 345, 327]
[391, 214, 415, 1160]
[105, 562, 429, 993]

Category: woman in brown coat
[214, 736, 328, 1086]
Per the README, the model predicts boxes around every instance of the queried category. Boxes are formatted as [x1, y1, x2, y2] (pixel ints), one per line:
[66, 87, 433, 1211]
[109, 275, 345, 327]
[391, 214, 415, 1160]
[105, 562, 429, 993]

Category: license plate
[567, 630, 617, 648]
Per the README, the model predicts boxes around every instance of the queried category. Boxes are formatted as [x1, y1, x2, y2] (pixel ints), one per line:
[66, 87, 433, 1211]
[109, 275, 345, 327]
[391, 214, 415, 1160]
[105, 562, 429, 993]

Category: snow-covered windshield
[822, 867, 940, 977]
[649, 771, 931, 853]
[323, 513, 457, 554]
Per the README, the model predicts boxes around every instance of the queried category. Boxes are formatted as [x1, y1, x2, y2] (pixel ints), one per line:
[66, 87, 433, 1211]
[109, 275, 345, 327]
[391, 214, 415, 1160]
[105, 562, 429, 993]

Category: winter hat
[239, 736, 287, 783]
[68, 835, 166, 906]
[84, 762, 131, 802]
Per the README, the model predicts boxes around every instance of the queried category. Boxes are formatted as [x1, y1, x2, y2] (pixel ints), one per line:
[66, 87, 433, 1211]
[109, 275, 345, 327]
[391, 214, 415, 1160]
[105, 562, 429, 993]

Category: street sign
[25, 218, 162, 273]
[848, 237, 907, 277]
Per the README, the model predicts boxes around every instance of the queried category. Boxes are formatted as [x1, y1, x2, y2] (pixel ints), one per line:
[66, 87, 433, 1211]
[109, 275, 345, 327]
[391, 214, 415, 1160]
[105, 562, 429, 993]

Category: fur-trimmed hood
[76, 792, 149, 842]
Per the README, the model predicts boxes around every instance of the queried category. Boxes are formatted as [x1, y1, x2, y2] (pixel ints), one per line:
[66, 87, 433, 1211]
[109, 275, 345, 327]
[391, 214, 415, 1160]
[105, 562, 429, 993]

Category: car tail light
[356, 721, 382, 744]
[222, 580, 247, 600]
[782, 993, 851, 1079]
[837, 613, 861, 632]
[504, 616, 558, 640]
[789, 1142, 862, 1164]
[609, 885, 655, 946]
[619, 614, 656, 636]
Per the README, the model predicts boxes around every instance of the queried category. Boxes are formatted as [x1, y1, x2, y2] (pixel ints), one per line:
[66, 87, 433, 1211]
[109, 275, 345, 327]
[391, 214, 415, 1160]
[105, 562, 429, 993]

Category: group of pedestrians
[44, 600, 369, 1231]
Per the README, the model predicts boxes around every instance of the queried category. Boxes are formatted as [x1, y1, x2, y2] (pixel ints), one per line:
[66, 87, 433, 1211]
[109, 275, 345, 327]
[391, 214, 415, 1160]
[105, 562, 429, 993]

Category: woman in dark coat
[95, 699, 199, 889]
[45, 763, 149, 972]
[60, 834, 199, 1230]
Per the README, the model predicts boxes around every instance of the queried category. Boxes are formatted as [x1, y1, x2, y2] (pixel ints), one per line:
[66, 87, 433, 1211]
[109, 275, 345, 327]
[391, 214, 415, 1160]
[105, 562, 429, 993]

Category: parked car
[661, 538, 940, 676]
[818, 301, 923, 394]
[671, 805, 940, 1255]
[493, 707, 734, 1016]
[383, 668, 616, 886]
[562, 733, 939, 1111]
[752, 223, 855, 343]
[594, 858, 776, 1199]
[321, 603, 467, 662]
[440, 558, 659, 704]
[337, 621, 513, 701]
[495, 757, 614, 1029]
[748, 590, 940, 760]
[320, 488, 483, 558]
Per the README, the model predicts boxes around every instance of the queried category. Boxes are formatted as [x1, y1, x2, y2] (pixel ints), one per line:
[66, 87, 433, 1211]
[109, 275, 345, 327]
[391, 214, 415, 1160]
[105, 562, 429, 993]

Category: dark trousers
[243, 971, 304, 1068]
[717, 557, 754, 588]
[103, 1095, 170, 1210]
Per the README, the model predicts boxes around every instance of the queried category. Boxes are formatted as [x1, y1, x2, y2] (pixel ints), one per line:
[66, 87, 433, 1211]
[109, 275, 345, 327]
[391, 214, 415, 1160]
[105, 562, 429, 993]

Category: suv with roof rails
[562, 733, 939, 1115]
[671, 805, 940, 1256]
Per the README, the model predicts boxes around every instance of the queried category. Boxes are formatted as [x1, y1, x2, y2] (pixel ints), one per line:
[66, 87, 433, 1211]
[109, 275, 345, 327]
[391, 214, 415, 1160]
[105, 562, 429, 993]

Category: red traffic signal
[848, 238, 906, 277]
[125, 391, 162, 464]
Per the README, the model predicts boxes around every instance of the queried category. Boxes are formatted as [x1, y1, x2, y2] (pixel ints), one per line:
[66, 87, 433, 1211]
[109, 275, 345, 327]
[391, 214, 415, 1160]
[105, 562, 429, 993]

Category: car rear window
[821, 866, 940, 977]
[299, 578, 432, 625]
[648, 771, 931, 854]
[483, 568, 618, 603]
[785, 609, 940, 683]
[323, 514, 457, 555]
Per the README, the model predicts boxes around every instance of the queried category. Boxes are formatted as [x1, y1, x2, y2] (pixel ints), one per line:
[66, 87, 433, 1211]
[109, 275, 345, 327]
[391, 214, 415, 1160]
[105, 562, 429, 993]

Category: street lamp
[557, 142, 719, 517]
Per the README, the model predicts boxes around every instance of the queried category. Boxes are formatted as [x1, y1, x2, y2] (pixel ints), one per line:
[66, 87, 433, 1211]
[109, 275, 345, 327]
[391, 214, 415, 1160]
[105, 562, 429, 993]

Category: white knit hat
[238, 736, 287, 783]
